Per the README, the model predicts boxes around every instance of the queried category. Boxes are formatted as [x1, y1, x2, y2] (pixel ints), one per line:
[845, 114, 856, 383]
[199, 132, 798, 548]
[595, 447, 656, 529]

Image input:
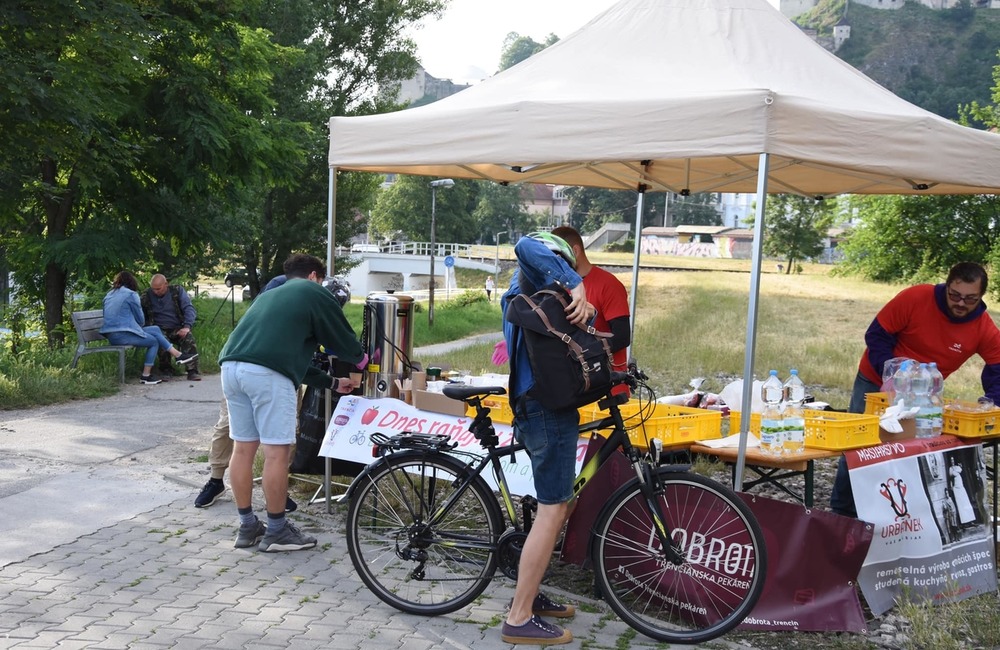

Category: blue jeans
[106, 326, 174, 367]
[513, 396, 580, 505]
[830, 372, 881, 517]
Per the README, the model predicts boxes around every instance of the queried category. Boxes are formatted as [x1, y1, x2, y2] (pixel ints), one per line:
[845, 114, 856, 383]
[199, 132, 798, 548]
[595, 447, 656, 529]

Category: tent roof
[328, 0, 1000, 196]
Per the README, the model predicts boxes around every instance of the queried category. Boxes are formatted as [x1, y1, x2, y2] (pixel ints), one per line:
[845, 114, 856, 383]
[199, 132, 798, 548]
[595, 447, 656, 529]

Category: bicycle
[344, 369, 767, 644]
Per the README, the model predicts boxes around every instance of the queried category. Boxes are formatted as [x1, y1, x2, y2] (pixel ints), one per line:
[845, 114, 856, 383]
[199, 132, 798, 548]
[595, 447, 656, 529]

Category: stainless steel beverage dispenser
[361, 292, 414, 399]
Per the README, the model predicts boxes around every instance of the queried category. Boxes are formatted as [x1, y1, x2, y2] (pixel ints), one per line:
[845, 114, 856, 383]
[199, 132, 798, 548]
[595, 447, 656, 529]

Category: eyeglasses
[947, 288, 981, 305]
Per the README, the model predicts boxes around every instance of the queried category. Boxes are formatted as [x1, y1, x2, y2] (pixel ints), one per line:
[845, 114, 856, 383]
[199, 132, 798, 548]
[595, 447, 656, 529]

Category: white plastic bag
[718, 379, 764, 414]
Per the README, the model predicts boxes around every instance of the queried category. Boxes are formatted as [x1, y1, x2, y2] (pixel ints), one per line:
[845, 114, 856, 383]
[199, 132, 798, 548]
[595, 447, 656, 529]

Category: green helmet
[526, 231, 576, 268]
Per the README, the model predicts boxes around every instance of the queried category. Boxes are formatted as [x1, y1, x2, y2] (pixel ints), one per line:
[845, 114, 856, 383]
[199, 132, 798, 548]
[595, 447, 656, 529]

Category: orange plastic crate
[942, 401, 1000, 438]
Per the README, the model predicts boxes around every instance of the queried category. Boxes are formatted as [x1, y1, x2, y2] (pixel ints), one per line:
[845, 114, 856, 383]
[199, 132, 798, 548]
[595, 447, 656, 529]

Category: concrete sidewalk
[0, 373, 725, 649]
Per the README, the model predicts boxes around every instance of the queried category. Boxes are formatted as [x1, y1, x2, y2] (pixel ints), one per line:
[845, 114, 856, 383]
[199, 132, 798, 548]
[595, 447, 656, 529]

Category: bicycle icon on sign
[349, 432, 368, 446]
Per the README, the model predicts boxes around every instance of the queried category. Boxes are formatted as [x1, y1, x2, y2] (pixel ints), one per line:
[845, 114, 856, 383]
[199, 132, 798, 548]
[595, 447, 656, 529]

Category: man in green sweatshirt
[220, 253, 366, 552]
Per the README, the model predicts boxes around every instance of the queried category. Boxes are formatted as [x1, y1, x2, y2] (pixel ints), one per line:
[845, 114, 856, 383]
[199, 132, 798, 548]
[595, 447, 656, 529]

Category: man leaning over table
[830, 261, 1000, 518]
[220, 253, 365, 552]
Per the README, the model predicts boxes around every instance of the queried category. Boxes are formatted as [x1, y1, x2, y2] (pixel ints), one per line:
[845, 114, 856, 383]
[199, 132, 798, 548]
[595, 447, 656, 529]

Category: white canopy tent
[327, 0, 1000, 484]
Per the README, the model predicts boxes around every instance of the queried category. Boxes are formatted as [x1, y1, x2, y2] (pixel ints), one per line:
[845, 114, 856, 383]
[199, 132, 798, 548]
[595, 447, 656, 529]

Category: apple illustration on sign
[361, 406, 379, 425]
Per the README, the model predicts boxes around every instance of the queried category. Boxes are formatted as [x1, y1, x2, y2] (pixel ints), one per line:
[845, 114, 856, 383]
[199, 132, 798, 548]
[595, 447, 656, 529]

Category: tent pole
[327, 167, 338, 274]
[627, 189, 646, 359]
[734, 153, 771, 492]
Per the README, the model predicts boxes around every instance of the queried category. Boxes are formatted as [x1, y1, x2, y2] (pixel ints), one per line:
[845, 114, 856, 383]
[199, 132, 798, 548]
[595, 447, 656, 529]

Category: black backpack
[505, 288, 615, 411]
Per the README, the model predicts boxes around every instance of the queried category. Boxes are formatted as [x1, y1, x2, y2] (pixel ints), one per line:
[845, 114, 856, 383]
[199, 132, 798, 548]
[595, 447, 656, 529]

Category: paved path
[0, 373, 743, 649]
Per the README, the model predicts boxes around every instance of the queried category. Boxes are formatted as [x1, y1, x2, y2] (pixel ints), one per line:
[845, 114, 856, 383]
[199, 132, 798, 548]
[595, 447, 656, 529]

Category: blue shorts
[513, 397, 580, 505]
[222, 361, 297, 445]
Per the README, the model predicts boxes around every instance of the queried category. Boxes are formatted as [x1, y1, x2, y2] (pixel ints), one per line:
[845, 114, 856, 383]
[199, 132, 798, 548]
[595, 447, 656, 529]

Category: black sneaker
[258, 521, 317, 553]
[176, 352, 199, 366]
[195, 480, 225, 508]
[500, 615, 572, 645]
[285, 495, 298, 513]
[234, 519, 266, 548]
[140, 375, 162, 385]
[531, 592, 576, 618]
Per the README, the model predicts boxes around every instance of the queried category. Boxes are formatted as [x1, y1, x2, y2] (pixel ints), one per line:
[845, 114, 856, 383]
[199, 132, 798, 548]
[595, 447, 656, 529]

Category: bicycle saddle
[442, 384, 507, 401]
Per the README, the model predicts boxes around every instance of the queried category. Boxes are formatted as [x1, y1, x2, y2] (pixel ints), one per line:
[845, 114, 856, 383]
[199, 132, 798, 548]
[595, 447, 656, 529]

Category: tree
[370, 175, 480, 244]
[0, 0, 445, 338]
[498, 32, 558, 72]
[836, 194, 1000, 284]
[669, 193, 723, 226]
[758, 195, 836, 273]
[472, 183, 533, 243]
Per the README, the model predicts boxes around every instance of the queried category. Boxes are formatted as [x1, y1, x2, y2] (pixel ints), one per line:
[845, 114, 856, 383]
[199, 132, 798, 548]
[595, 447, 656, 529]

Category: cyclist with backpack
[500, 232, 591, 645]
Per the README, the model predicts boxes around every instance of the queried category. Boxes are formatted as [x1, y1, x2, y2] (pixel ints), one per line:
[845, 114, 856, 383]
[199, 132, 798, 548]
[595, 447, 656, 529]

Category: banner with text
[561, 437, 871, 632]
[319, 396, 590, 496]
[847, 435, 995, 615]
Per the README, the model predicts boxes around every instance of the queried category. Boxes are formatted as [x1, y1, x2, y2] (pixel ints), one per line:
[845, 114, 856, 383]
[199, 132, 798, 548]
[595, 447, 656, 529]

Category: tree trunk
[40, 156, 77, 347]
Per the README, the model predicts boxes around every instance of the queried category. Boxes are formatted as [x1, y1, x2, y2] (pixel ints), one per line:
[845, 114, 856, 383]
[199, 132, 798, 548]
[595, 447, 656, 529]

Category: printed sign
[847, 435, 996, 615]
[320, 396, 589, 496]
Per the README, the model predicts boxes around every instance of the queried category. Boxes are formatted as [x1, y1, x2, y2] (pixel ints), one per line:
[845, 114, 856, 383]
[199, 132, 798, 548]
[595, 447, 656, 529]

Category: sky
[408, 0, 618, 85]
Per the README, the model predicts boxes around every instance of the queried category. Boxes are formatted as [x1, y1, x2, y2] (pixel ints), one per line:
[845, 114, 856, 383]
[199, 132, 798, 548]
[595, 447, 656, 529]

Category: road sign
[444, 255, 455, 268]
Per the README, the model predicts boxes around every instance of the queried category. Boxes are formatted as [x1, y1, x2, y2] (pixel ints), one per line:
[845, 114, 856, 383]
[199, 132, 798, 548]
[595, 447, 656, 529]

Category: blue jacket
[501, 237, 583, 400]
[100, 288, 146, 336]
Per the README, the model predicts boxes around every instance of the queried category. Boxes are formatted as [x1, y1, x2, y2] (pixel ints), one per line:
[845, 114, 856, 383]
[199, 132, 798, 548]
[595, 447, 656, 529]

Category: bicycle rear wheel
[346, 451, 504, 615]
[591, 469, 766, 644]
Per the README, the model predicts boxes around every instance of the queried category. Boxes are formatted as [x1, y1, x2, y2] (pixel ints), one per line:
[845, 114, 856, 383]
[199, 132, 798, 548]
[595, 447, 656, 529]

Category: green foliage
[669, 193, 723, 226]
[563, 187, 661, 234]
[498, 32, 558, 72]
[371, 176, 481, 243]
[604, 238, 636, 253]
[959, 50, 1000, 130]
[0, 0, 444, 346]
[836, 195, 1000, 288]
[755, 195, 835, 271]
[793, 0, 848, 35]
[835, 1, 1000, 120]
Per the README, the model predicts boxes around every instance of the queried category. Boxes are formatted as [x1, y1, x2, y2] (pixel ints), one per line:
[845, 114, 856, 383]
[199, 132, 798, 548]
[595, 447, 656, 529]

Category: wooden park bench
[70, 310, 134, 383]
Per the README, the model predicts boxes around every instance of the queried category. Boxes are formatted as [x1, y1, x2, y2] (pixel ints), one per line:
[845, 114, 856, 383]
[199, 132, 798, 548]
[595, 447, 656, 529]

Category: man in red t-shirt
[551, 227, 631, 389]
[830, 262, 1000, 517]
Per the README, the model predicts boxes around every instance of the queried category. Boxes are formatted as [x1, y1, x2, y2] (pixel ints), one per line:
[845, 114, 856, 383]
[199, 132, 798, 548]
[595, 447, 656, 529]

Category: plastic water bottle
[892, 360, 914, 408]
[782, 369, 806, 454]
[927, 362, 944, 437]
[760, 370, 785, 456]
[912, 363, 935, 438]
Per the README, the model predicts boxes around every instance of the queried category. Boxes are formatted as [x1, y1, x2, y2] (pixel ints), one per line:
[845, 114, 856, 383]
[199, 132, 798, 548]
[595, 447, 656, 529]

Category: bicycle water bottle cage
[370, 432, 456, 455]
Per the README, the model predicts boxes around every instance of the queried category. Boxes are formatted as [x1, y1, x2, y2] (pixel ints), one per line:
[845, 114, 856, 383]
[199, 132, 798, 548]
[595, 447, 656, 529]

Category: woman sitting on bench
[100, 271, 198, 384]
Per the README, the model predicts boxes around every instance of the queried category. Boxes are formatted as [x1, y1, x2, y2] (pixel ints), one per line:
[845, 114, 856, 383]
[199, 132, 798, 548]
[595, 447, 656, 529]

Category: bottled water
[926, 362, 944, 437]
[760, 370, 785, 456]
[911, 363, 936, 439]
[782, 369, 806, 454]
[891, 360, 914, 408]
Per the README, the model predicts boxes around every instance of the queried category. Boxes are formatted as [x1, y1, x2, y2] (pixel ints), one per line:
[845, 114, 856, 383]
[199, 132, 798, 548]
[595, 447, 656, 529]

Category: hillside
[803, 1, 1000, 120]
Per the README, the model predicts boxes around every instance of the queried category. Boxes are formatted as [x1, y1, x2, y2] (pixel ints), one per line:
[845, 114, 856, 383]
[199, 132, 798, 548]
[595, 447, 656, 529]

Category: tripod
[210, 285, 236, 328]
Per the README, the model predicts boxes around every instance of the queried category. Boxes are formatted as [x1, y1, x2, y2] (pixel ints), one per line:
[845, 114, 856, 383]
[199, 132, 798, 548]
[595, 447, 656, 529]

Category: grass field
[432, 260, 989, 408]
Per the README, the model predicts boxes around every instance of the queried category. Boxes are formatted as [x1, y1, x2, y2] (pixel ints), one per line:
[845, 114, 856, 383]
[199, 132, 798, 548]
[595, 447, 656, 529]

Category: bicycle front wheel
[591, 470, 767, 644]
[346, 451, 504, 615]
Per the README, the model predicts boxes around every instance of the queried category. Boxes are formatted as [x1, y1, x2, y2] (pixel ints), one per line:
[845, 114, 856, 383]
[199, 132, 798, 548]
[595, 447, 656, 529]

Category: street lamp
[493, 231, 508, 300]
[428, 178, 454, 327]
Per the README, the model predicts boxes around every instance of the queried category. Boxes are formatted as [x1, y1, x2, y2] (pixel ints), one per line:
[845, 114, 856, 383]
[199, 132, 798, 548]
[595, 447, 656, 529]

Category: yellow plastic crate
[802, 410, 880, 450]
[467, 394, 515, 424]
[728, 411, 761, 435]
[731, 410, 879, 450]
[624, 405, 723, 448]
[468, 395, 606, 426]
[942, 401, 1000, 438]
[865, 392, 889, 416]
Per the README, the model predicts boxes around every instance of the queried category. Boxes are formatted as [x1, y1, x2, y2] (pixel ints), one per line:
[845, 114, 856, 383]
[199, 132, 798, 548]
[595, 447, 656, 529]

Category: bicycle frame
[362, 387, 684, 566]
